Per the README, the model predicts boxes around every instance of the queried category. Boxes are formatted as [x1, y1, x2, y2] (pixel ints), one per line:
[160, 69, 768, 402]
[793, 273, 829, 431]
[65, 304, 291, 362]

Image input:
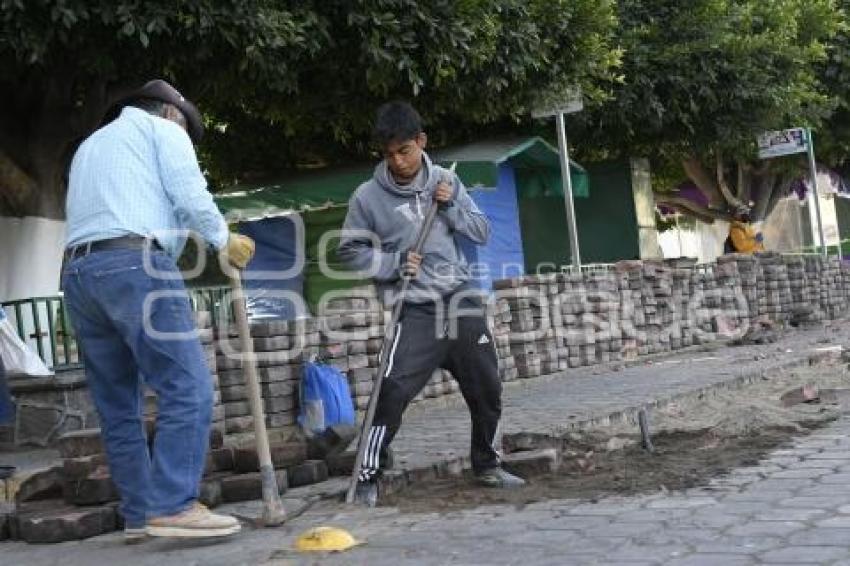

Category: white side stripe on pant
[360, 424, 386, 481]
[372, 425, 386, 472]
[360, 427, 378, 481]
[383, 322, 402, 378]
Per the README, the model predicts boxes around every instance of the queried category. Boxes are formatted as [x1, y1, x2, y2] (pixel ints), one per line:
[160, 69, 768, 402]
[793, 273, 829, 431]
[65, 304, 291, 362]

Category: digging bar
[229, 270, 287, 525]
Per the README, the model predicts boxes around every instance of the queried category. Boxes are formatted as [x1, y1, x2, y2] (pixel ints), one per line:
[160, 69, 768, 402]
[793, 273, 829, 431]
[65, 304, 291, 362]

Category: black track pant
[359, 305, 502, 482]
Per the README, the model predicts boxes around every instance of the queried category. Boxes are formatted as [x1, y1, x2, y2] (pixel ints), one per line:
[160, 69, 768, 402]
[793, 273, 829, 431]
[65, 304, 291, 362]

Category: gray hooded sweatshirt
[338, 152, 490, 304]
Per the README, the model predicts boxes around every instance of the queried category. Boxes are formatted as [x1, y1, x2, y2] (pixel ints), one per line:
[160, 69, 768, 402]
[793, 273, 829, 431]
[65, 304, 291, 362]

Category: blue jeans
[62, 249, 213, 528]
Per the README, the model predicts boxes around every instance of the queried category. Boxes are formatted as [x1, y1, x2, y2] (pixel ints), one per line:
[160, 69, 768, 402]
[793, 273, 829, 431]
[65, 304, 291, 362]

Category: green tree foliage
[0, 0, 619, 218]
[815, 0, 850, 166]
[577, 0, 843, 221]
[0, 0, 325, 217]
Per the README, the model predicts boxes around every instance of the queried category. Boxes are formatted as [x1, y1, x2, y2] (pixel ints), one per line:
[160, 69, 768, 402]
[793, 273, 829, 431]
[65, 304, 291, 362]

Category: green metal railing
[1, 295, 83, 372]
[188, 285, 233, 327]
[2, 286, 233, 373]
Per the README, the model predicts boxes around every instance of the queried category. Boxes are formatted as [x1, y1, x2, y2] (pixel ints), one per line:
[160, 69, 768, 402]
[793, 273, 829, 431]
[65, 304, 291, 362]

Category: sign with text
[532, 87, 583, 118]
[757, 128, 808, 159]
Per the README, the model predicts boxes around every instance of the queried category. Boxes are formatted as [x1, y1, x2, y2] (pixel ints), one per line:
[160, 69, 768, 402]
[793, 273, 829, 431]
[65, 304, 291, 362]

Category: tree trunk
[0, 73, 126, 219]
[0, 144, 69, 219]
[681, 155, 726, 209]
[675, 153, 795, 225]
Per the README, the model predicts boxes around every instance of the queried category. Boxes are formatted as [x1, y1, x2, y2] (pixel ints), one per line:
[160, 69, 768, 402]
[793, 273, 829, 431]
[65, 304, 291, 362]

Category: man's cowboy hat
[104, 79, 204, 143]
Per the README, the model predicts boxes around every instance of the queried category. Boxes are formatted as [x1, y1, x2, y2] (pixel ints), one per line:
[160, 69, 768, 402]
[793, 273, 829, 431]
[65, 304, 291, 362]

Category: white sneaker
[124, 527, 148, 544]
[146, 503, 241, 538]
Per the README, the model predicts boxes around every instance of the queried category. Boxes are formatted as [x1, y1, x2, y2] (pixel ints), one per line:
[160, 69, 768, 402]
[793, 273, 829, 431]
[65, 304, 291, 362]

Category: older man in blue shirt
[62, 80, 253, 541]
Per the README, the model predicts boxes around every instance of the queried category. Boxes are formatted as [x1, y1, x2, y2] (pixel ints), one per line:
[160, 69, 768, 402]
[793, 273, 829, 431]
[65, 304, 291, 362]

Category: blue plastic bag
[298, 361, 355, 436]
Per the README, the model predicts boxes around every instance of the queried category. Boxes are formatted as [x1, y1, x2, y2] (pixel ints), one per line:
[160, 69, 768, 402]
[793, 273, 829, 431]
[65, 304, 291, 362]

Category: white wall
[659, 218, 729, 263]
[0, 216, 66, 301]
[660, 199, 823, 263]
[761, 199, 805, 253]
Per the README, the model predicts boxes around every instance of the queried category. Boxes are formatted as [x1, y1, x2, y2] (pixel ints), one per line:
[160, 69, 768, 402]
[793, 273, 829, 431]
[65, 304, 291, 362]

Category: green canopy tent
[432, 137, 589, 280]
[433, 137, 588, 198]
[211, 166, 373, 315]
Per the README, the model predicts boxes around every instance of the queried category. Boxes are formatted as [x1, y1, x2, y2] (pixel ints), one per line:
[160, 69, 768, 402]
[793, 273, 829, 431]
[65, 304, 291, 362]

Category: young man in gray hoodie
[338, 101, 524, 504]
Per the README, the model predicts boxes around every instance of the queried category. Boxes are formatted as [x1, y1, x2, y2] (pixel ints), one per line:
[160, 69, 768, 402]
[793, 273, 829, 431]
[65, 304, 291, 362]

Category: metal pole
[806, 128, 828, 257]
[555, 112, 581, 269]
[675, 214, 683, 257]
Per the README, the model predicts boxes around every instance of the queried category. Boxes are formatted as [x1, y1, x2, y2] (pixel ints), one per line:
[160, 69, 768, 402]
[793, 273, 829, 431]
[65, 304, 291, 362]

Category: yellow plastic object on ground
[294, 526, 362, 552]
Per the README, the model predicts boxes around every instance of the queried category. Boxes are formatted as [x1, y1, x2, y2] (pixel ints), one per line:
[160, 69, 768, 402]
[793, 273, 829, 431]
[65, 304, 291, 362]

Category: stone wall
[196, 253, 850, 429]
[493, 253, 850, 380]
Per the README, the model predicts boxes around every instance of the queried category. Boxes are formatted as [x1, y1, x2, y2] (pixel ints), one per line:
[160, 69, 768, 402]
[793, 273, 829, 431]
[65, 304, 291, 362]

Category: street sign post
[756, 128, 807, 160]
[757, 127, 827, 256]
[533, 88, 584, 270]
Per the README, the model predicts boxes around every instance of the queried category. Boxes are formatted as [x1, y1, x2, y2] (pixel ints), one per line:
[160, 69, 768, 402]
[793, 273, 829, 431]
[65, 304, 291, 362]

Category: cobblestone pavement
[4, 322, 850, 565]
[8, 416, 850, 565]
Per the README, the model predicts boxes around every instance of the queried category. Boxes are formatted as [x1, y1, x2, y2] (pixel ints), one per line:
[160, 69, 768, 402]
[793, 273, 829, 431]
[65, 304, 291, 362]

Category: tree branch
[655, 193, 733, 224]
[736, 161, 751, 203]
[681, 155, 725, 208]
[715, 151, 746, 210]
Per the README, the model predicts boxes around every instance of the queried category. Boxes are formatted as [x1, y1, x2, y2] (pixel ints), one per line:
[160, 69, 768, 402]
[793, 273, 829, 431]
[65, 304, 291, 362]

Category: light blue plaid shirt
[66, 106, 228, 257]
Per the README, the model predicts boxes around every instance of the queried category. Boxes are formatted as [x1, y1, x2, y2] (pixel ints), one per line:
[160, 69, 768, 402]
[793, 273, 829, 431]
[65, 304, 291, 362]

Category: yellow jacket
[729, 221, 764, 254]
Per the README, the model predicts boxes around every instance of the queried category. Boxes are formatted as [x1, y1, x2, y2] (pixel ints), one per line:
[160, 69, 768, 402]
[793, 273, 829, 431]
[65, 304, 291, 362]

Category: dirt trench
[381, 359, 850, 513]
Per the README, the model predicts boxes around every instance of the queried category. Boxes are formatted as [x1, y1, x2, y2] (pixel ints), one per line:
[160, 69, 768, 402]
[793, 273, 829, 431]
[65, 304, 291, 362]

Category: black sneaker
[353, 480, 378, 507]
[474, 467, 526, 488]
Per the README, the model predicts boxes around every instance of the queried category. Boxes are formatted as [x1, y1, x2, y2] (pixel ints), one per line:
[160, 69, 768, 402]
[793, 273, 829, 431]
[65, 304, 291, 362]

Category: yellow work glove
[223, 233, 256, 269]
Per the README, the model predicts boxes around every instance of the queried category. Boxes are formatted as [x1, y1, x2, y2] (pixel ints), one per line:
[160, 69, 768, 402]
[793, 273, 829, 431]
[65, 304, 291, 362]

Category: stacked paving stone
[637, 261, 675, 354]
[58, 430, 115, 509]
[804, 256, 829, 321]
[215, 319, 305, 435]
[7, 430, 119, 543]
[798, 255, 847, 321]
[841, 261, 850, 309]
[419, 369, 457, 401]
[717, 254, 760, 327]
[318, 288, 386, 412]
[615, 261, 643, 361]
[494, 277, 545, 378]
[710, 259, 748, 336]
[819, 256, 847, 319]
[665, 258, 698, 348]
[537, 273, 565, 374]
[755, 253, 793, 327]
[7, 421, 330, 543]
[783, 255, 821, 326]
[491, 295, 518, 382]
[200, 312, 226, 439]
[582, 271, 622, 365]
[561, 272, 603, 367]
[691, 264, 719, 343]
[213, 285, 390, 433]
